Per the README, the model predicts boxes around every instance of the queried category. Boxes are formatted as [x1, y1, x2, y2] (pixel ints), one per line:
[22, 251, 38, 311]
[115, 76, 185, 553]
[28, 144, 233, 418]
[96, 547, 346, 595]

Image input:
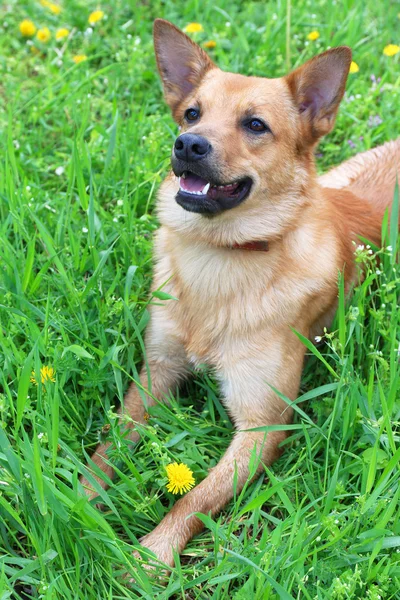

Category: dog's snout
[174, 134, 211, 161]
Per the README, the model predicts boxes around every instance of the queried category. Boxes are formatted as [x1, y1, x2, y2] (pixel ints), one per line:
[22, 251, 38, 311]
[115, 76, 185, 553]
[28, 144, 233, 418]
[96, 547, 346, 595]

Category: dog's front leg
[138, 331, 306, 567]
[80, 307, 189, 498]
[138, 429, 288, 567]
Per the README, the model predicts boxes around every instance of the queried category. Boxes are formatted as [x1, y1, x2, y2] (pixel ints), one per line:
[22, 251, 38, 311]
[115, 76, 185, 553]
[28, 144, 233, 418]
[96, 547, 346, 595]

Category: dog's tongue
[180, 173, 209, 193]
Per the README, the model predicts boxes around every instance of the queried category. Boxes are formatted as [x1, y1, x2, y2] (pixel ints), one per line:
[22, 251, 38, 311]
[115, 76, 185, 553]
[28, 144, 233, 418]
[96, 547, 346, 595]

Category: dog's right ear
[153, 19, 216, 113]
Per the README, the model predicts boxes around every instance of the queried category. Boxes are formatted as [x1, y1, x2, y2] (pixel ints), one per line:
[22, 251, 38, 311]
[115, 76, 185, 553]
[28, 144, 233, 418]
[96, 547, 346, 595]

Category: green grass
[0, 0, 400, 598]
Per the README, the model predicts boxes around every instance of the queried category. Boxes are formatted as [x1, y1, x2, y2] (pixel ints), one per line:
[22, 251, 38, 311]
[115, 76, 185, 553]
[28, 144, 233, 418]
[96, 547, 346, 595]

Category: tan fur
[319, 139, 400, 211]
[80, 20, 400, 569]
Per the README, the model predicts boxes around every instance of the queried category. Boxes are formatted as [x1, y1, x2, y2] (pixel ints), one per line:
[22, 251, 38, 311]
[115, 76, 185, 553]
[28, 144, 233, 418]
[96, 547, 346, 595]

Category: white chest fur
[152, 224, 339, 367]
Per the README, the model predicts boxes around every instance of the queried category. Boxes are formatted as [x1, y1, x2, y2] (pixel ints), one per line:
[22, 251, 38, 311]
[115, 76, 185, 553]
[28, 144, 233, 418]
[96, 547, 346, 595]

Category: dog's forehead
[197, 70, 293, 115]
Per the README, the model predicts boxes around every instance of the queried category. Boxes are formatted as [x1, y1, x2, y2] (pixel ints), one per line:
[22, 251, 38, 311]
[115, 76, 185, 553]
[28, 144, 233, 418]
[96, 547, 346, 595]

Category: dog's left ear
[286, 47, 352, 141]
[153, 19, 216, 113]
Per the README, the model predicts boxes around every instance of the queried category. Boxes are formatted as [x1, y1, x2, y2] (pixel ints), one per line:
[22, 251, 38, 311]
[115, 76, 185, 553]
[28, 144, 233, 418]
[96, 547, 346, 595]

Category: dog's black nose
[174, 134, 211, 161]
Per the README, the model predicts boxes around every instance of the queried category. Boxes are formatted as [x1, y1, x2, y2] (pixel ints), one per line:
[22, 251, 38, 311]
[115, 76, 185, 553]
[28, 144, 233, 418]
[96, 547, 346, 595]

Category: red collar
[231, 240, 269, 252]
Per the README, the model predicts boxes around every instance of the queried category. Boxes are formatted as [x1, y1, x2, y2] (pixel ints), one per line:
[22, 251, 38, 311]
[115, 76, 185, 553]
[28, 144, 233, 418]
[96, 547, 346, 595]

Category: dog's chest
[154, 237, 317, 363]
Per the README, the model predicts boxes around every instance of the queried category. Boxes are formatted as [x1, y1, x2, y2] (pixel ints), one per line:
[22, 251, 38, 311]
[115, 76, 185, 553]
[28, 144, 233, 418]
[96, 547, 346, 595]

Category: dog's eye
[185, 108, 200, 122]
[245, 118, 270, 133]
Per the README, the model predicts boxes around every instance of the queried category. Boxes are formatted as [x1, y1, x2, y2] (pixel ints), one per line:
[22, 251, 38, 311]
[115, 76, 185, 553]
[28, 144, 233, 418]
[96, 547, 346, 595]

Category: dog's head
[153, 19, 351, 241]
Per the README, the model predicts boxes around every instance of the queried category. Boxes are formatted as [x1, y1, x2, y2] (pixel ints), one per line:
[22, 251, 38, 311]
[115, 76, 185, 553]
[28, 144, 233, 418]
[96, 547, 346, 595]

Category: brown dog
[81, 19, 400, 567]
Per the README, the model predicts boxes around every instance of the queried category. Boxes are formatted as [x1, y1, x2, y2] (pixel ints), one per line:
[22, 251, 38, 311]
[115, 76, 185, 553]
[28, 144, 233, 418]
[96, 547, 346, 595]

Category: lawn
[0, 0, 400, 598]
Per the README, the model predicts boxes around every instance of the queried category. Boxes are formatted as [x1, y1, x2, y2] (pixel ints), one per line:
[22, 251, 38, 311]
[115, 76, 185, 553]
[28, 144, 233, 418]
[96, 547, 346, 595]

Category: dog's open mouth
[176, 171, 252, 215]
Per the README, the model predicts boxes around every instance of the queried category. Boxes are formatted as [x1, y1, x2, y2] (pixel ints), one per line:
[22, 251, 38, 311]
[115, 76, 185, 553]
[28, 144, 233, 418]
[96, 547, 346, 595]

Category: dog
[80, 19, 400, 568]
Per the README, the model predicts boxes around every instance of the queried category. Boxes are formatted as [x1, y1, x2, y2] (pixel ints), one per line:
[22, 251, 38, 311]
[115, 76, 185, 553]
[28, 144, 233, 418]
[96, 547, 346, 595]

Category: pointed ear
[286, 47, 352, 141]
[153, 19, 216, 113]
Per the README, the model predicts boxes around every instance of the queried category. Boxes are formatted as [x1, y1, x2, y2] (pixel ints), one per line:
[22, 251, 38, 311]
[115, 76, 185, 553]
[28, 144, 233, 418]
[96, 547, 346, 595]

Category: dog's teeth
[182, 172, 186, 179]
[202, 183, 210, 194]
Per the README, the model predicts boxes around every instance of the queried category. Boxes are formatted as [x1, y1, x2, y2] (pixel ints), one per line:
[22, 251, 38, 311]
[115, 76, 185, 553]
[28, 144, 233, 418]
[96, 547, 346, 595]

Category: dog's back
[320, 139, 400, 212]
[319, 139, 400, 248]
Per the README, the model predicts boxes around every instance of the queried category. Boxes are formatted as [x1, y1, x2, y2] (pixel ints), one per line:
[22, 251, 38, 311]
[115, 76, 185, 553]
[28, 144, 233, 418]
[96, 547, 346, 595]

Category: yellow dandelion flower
[349, 61, 359, 74]
[36, 27, 51, 43]
[73, 54, 87, 64]
[19, 19, 36, 37]
[203, 40, 217, 49]
[88, 10, 104, 25]
[184, 23, 203, 33]
[49, 3, 62, 15]
[383, 44, 400, 57]
[307, 31, 320, 41]
[56, 28, 69, 40]
[40, 0, 62, 15]
[166, 463, 195, 494]
[30, 366, 56, 385]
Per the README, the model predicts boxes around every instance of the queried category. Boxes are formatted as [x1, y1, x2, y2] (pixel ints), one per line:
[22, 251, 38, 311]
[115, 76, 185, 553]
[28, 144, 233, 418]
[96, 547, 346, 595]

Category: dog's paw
[79, 477, 108, 510]
[126, 535, 175, 584]
[79, 476, 98, 500]
[138, 532, 175, 569]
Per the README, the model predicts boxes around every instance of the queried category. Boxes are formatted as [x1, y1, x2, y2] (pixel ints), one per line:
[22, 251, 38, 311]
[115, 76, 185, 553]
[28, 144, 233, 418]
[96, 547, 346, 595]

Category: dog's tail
[319, 139, 400, 215]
